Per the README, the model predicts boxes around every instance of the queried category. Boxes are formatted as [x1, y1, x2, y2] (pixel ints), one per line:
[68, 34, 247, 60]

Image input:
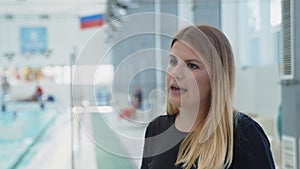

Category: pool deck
[21, 107, 147, 169]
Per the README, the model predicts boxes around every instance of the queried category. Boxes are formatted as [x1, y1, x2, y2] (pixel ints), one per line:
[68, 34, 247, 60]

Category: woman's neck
[175, 108, 197, 132]
[175, 107, 207, 133]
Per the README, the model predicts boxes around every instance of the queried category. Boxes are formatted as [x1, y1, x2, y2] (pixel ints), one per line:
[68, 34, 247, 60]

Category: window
[222, 0, 282, 67]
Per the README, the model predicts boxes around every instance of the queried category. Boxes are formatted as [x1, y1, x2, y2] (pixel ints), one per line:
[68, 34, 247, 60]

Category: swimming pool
[0, 104, 57, 169]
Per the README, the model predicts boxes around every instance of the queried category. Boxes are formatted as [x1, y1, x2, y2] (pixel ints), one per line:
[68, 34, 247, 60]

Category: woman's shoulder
[232, 111, 275, 168]
[233, 111, 268, 139]
[233, 111, 270, 137]
[233, 111, 257, 129]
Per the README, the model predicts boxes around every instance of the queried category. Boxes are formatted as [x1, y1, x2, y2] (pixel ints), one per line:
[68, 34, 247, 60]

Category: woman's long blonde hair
[166, 25, 236, 169]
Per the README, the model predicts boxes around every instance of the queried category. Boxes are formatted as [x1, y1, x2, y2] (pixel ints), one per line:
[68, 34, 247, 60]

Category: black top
[140, 112, 275, 169]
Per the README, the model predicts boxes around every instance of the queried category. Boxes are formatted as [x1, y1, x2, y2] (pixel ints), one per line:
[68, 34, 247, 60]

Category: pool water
[0, 108, 57, 169]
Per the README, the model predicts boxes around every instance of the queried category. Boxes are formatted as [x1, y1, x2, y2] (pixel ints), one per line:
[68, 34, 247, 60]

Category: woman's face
[167, 41, 211, 111]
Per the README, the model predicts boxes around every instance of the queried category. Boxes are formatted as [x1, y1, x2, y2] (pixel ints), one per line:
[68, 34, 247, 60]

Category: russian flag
[80, 14, 104, 29]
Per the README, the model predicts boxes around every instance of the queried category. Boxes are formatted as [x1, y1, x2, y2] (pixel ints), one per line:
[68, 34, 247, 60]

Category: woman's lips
[170, 84, 187, 95]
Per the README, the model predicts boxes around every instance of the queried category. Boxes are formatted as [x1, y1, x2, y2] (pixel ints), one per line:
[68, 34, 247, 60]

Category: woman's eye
[187, 63, 199, 69]
[169, 59, 178, 65]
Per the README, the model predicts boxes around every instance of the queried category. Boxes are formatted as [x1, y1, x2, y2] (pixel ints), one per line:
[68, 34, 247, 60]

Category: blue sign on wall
[20, 27, 47, 55]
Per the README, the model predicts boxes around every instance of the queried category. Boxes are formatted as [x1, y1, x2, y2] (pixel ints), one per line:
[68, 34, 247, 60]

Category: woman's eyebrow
[169, 54, 202, 64]
[184, 59, 201, 63]
[169, 54, 177, 59]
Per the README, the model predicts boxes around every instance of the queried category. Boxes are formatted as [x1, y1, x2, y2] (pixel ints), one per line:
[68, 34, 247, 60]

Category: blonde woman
[141, 25, 275, 169]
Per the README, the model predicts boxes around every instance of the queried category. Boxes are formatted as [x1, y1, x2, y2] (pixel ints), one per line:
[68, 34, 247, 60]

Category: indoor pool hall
[0, 0, 299, 169]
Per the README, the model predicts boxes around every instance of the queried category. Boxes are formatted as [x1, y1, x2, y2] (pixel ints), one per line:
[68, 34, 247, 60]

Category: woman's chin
[168, 98, 181, 108]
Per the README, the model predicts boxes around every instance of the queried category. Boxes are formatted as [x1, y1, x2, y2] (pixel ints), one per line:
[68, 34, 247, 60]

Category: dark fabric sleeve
[140, 115, 179, 169]
[233, 114, 276, 169]
[140, 123, 152, 169]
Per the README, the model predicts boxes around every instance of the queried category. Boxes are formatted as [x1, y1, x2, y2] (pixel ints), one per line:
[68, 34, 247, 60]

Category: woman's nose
[170, 64, 184, 80]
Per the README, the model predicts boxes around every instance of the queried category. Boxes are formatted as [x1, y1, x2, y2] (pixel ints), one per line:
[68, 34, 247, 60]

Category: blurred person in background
[1, 75, 10, 112]
[34, 84, 45, 110]
[133, 86, 142, 109]
[119, 87, 142, 119]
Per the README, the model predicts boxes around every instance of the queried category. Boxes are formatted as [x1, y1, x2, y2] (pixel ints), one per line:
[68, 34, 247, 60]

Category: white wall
[0, 1, 109, 107]
[234, 65, 281, 117]
[0, 9, 104, 66]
